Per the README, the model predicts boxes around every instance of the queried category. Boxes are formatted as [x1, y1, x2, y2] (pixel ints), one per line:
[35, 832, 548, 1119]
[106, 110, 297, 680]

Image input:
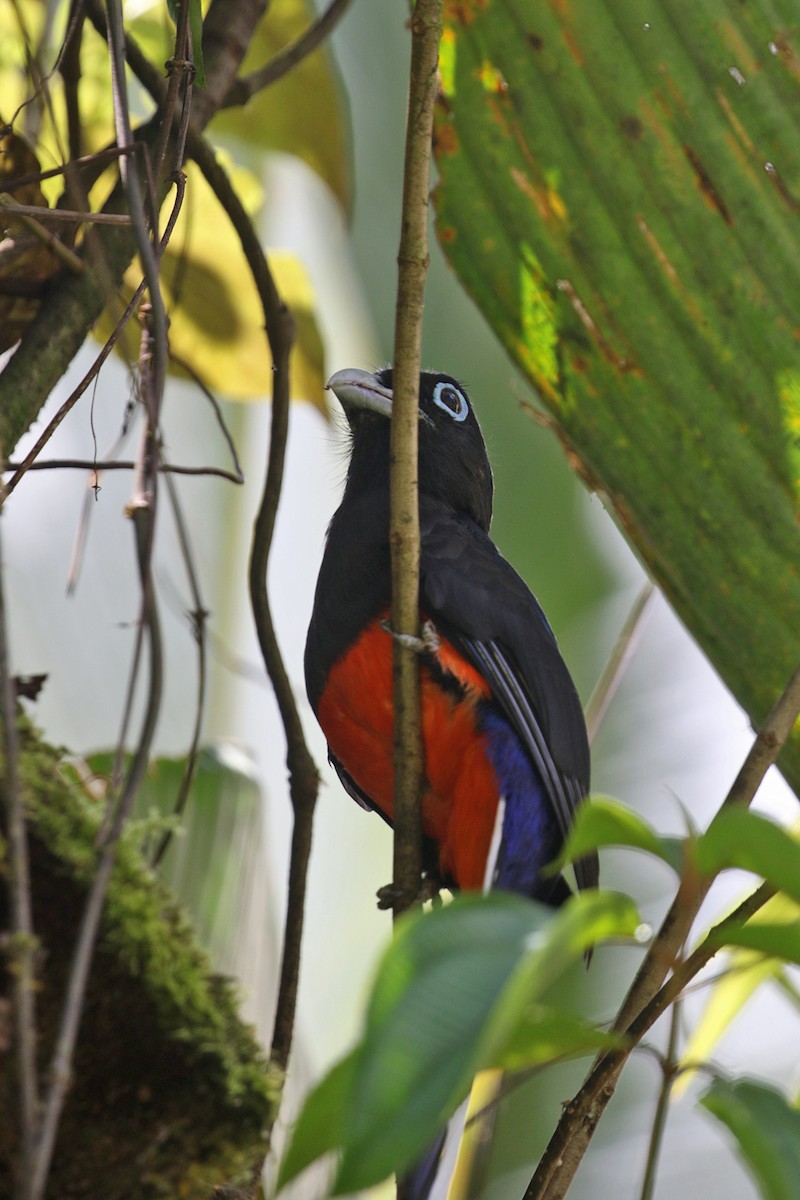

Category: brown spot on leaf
[635, 214, 707, 326]
[769, 32, 800, 81]
[528, 33, 544, 50]
[620, 114, 644, 140]
[510, 166, 567, 223]
[443, 0, 488, 25]
[764, 160, 800, 212]
[433, 121, 460, 157]
[683, 145, 733, 225]
[557, 278, 640, 374]
[562, 26, 584, 67]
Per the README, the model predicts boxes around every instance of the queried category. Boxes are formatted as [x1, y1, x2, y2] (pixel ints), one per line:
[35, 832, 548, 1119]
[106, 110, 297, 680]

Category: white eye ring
[432, 380, 469, 422]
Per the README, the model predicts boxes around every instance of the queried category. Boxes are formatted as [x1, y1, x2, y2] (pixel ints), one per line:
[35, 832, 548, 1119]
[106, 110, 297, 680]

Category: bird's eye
[432, 381, 469, 422]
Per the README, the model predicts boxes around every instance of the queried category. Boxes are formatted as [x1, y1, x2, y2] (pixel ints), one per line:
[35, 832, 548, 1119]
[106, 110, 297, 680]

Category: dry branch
[389, 0, 443, 921]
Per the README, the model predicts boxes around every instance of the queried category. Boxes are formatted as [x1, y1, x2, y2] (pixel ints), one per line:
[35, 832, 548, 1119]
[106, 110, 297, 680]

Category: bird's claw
[379, 618, 441, 655]
[375, 882, 402, 910]
[376, 874, 443, 910]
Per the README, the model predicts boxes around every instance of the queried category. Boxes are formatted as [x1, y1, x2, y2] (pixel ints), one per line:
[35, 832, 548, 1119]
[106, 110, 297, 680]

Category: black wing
[420, 500, 598, 892]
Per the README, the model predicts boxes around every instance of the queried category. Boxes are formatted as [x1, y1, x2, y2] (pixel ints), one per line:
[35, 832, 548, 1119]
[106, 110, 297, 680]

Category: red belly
[316, 613, 501, 890]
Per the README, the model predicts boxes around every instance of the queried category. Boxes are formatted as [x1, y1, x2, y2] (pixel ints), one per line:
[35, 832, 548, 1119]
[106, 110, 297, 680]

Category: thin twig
[0, 193, 86, 273]
[3, 458, 243, 483]
[631, 881, 776, 1042]
[150, 459, 208, 867]
[525, 659, 800, 1200]
[152, 0, 193, 184]
[165, 118, 319, 1081]
[239, 207, 319, 1074]
[638, 1000, 680, 1200]
[104, 0, 168, 409]
[166, 351, 245, 482]
[1, 144, 139, 195]
[585, 581, 655, 745]
[7, 0, 84, 136]
[0, 519, 39, 1200]
[0, 197, 134, 225]
[0, 282, 146, 505]
[389, 0, 443, 923]
[221, 0, 354, 107]
[59, 0, 84, 171]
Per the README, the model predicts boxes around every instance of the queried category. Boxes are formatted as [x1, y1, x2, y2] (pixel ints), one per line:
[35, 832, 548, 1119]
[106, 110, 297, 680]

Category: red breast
[317, 611, 501, 889]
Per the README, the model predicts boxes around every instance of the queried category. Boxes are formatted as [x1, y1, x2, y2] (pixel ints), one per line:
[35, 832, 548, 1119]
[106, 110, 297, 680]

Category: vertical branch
[0, 517, 39, 1200]
[390, 0, 443, 920]
[103, 0, 168, 407]
[638, 1001, 681, 1200]
[186, 139, 322, 1075]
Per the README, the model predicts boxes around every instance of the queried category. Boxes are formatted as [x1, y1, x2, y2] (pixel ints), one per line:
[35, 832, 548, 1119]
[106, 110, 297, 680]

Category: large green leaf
[696, 808, 800, 901]
[551, 794, 684, 874]
[277, 890, 639, 1193]
[701, 1078, 800, 1200]
[435, 1, 800, 791]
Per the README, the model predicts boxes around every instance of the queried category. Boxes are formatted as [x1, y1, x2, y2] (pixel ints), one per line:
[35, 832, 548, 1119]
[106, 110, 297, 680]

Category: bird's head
[327, 366, 493, 531]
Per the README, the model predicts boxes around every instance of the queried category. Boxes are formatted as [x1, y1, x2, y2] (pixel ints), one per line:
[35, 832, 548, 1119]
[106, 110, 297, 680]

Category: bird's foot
[375, 882, 400, 910]
[376, 874, 443, 910]
[379, 618, 441, 655]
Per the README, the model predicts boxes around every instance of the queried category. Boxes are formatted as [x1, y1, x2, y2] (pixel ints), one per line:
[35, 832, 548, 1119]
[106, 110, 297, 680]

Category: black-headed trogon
[304, 366, 598, 904]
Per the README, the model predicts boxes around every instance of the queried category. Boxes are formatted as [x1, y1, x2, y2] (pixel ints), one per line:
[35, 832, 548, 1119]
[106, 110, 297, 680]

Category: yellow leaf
[674, 892, 800, 1098]
[97, 161, 326, 411]
[209, 0, 352, 211]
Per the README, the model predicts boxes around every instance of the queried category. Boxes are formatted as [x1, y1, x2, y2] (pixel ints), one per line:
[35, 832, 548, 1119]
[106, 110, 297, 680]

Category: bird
[305, 365, 598, 905]
[304, 366, 598, 1200]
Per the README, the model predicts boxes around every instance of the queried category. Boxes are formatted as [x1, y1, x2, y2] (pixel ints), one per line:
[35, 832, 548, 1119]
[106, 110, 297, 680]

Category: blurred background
[4, 2, 797, 1197]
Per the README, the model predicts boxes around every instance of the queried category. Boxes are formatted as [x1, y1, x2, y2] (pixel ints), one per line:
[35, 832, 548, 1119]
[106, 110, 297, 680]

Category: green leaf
[495, 1005, 621, 1071]
[278, 891, 640, 1194]
[477, 889, 638, 1069]
[710, 922, 800, 964]
[336, 894, 545, 1192]
[675, 893, 799, 1097]
[701, 1078, 800, 1200]
[435, 0, 800, 795]
[696, 809, 800, 900]
[552, 795, 683, 874]
[276, 1052, 358, 1190]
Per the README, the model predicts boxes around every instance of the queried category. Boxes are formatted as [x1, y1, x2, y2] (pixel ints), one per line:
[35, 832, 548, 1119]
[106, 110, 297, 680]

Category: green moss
[1, 716, 277, 1199]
